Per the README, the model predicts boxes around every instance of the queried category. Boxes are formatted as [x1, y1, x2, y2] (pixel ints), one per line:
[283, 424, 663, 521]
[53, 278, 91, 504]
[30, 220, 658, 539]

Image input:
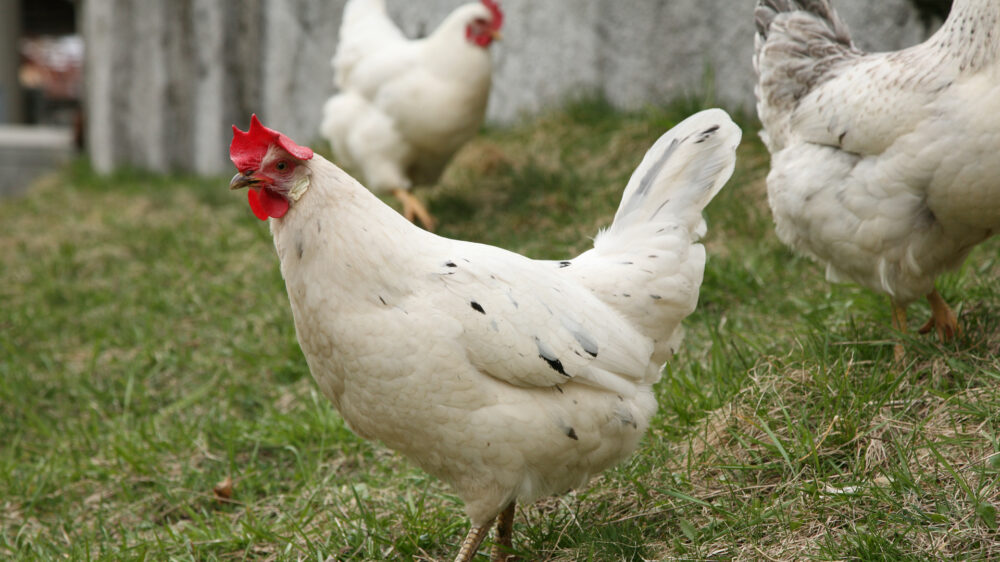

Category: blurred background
[0, 0, 80, 195]
[0, 0, 949, 194]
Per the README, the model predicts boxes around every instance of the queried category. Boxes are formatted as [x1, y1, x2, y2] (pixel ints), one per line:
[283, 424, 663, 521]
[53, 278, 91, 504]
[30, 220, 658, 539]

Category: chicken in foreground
[229, 110, 740, 561]
[754, 0, 1000, 357]
[319, 0, 503, 231]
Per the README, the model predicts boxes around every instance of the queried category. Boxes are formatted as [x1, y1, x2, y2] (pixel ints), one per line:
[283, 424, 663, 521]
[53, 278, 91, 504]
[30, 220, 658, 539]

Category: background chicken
[319, 0, 503, 231]
[754, 0, 1000, 356]
[229, 110, 740, 560]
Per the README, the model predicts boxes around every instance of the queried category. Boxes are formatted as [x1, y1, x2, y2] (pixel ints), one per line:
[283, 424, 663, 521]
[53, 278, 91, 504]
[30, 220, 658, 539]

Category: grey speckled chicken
[754, 0, 1000, 354]
[228, 110, 740, 561]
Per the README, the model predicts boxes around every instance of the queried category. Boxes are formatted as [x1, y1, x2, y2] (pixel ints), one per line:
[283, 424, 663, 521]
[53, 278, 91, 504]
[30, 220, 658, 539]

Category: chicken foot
[392, 189, 437, 232]
[891, 289, 959, 360]
[917, 289, 959, 341]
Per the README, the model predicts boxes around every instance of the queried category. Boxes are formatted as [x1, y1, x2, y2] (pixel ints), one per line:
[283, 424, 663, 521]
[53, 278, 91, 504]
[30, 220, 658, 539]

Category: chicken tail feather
[565, 109, 740, 365]
[753, 0, 859, 131]
[754, 0, 851, 43]
[597, 108, 741, 249]
[332, 0, 407, 88]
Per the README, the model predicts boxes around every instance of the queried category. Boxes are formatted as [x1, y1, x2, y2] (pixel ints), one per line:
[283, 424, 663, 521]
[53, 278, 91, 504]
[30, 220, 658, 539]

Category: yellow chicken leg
[454, 501, 516, 562]
[491, 502, 516, 562]
[891, 302, 907, 362]
[392, 189, 437, 232]
[917, 289, 959, 341]
[454, 519, 494, 562]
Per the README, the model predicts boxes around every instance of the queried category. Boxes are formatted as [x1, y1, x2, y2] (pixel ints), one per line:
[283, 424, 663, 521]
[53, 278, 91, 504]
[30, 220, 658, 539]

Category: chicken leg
[392, 189, 437, 232]
[453, 501, 517, 562]
[917, 288, 959, 342]
[491, 502, 516, 562]
[454, 519, 495, 562]
[891, 302, 907, 362]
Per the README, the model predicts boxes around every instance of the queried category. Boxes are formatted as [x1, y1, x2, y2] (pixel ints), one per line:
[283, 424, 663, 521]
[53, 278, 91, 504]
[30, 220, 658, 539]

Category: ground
[1, 98, 998, 560]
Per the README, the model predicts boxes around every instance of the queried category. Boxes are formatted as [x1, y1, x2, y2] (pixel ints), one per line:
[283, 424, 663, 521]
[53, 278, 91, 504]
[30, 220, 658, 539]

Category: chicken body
[320, 0, 501, 230]
[230, 110, 740, 559]
[754, 0, 1000, 341]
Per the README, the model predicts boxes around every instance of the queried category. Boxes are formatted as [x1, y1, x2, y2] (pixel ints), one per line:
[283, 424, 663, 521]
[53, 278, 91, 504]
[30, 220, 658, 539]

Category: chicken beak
[490, 29, 503, 41]
[229, 171, 259, 190]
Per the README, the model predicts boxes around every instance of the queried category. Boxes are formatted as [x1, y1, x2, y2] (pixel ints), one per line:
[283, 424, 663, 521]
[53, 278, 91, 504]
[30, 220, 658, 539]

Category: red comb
[230, 114, 313, 172]
[482, 0, 503, 31]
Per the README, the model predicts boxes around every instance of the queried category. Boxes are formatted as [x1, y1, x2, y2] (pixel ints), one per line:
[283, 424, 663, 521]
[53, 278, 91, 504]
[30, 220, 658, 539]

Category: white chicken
[319, 0, 503, 231]
[229, 110, 740, 561]
[754, 0, 1000, 355]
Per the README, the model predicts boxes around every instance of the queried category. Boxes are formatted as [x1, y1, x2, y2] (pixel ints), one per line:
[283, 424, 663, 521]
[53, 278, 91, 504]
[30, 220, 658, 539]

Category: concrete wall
[82, 0, 272, 174]
[82, 0, 931, 175]
[0, 126, 74, 196]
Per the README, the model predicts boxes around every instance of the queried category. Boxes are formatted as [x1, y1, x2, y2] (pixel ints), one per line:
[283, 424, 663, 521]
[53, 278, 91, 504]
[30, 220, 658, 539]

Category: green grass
[2, 99, 999, 560]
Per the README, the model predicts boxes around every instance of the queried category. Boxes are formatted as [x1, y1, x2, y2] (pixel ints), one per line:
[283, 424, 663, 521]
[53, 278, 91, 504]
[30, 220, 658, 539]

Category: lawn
[2, 98, 998, 560]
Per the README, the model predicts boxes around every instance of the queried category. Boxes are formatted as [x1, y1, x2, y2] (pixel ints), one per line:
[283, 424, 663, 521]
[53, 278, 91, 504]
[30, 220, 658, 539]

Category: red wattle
[247, 188, 268, 220]
[258, 187, 289, 218]
[247, 188, 289, 220]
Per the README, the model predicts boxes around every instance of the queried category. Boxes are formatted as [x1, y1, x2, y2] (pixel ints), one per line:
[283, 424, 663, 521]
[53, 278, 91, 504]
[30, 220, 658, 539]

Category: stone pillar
[0, 0, 23, 123]
[83, 0, 281, 174]
[260, 0, 344, 141]
[191, 0, 226, 175]
[81, 0, 123, 173]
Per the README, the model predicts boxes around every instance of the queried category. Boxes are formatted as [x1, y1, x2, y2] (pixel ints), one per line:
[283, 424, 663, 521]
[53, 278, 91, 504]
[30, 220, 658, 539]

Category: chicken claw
[393, 189, 437, 231]
[918, 289, 960, 342]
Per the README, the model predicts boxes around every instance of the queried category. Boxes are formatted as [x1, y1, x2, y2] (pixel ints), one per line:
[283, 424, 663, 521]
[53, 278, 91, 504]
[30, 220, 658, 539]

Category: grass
[2, 98, 999, 560]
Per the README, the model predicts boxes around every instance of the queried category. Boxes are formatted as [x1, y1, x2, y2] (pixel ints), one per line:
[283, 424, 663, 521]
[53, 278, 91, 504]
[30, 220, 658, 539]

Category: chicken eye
[276, 161, 290, 172]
